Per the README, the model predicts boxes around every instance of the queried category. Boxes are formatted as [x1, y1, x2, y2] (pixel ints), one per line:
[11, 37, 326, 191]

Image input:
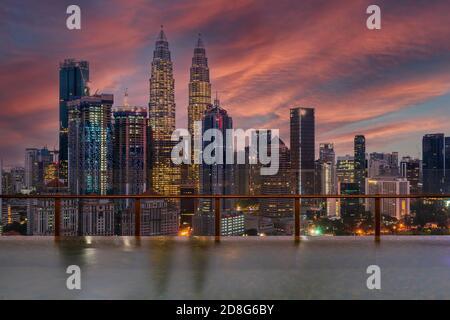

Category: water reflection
[146, 237, 175, 298]
[55, 236, 94, 267]
[189, 237, 214, 297]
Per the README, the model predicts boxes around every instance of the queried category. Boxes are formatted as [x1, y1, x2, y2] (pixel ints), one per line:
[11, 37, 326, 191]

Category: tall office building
[336, 155, 355, 183]
[445, 137, 450, 193]
[422, 134, 445, 194]
[187, 34, 212, 191]
[260, 137, 293, 218]
[59, 59, 89, 182]
[24, 147, 55, 192]
[112, 93, 147, 196]
[193, 98, 235, 235]
[290, 107, 315, 195]
[316, 143, 336, 216]
[68, 94, 113, 195]
[318, 143, 336, 193]
[354, 135, 366, 194]
[148, 26, 180, 197]
[24, 148, 38, 190]
[180, 184, 196, 227]
[400, 156, 421, 194]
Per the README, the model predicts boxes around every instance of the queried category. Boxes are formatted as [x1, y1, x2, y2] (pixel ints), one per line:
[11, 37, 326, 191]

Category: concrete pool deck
[1, 236, 449, 299]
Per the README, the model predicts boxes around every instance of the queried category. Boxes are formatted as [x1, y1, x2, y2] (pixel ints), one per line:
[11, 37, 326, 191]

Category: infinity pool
[1, 236, 449, 299]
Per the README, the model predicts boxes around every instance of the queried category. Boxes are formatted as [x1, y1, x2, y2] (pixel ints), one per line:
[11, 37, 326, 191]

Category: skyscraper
[316, 143, 337, 216]
[260, 137, 293, 218]
[422, 133, 445, 194]
[336, 155, 355, 183]
[24, 147, 55, 192]
[318, 143, 336, 193]
[400, 156, 421, 194]
[59, 59, 89, 182]
[445, 137, 450, 192]
[290, 107, 315, 195]
[148, 26, 180, 197]
[354, 135, 366, 194]
[187, 34, 212, 192]
[112, 92, 147, 196]
[193, 98, 235, 236]
[68, 94, 113, 195]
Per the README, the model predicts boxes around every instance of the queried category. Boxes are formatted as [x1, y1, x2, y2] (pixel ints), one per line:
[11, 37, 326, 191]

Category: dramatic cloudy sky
[1, 0, 450, 166]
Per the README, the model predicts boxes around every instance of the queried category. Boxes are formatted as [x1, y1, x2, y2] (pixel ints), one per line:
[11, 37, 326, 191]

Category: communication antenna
[124, 88, 129, 107]
[214, 91, 220, 107]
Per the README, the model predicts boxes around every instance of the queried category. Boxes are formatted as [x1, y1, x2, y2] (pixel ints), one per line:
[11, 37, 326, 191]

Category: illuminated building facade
[32, 201, 77, 236]
[81, 199, 115, 235]
[121, 194, 178, 236]
[318, 143, 336, 194]
[32, 180, 78, 236]
[24, 147, 56, 192]
[68, 94, 113, 195]
[260, 137, 294, 218]
[148, 27, 180, 197]
[59, 59, 89, 182]
[221, 212, 245, 236]
[354, 135, 366, 194]
[400, 156, 422, 194]
[365, 176, 410, 219]
[193, 98, 235, 236]
[187, 34, 212, 192]
[336, 155, 355, 183]
[315, 143, 337, 216]
[113, 98, 147, 196]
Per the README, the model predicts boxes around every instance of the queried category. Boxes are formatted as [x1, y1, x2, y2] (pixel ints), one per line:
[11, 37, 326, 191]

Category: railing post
[134, 198, 141, 237]
[215, 197, 220, 241]
[375, 197, 381, 242]
[54, 198, 61, 237]
[294, 197, 300, 241]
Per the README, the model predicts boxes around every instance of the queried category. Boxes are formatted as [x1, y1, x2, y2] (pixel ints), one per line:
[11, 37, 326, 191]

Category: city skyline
[2, 0, 450, 166]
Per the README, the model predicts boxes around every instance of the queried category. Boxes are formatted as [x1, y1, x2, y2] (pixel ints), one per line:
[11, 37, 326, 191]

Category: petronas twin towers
[148, 27, 211, 196]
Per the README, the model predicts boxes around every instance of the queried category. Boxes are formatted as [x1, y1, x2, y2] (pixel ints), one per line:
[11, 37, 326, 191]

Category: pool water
[1, 236, 449, 299]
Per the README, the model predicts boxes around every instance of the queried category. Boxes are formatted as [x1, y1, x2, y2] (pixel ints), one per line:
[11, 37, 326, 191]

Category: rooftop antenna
[124, 88, 129, 107]
[197, 33, 204, 48]
[214, 91, 220, 107]
[158, 25, 167, 41]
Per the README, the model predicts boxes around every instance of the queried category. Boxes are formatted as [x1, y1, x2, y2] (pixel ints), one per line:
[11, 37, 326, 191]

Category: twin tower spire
[148, 26, 213, 195]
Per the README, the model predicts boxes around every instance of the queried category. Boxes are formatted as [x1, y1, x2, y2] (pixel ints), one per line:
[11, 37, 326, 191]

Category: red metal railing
[1, 194, 448, 241]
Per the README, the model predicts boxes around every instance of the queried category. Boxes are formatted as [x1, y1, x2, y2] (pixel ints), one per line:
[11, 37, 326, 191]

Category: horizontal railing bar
[0, 194, 449, 199]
